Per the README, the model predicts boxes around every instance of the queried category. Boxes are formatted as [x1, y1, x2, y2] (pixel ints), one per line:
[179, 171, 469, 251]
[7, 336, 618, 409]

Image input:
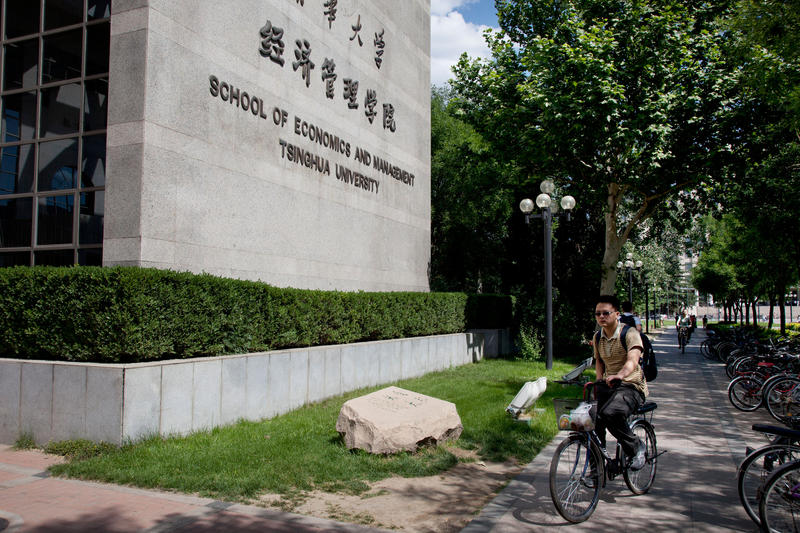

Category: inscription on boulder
[335, 386, 463, 454]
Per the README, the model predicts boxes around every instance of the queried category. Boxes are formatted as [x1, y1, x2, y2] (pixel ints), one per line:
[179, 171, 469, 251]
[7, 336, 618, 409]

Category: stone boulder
[336, 386, 463, 454]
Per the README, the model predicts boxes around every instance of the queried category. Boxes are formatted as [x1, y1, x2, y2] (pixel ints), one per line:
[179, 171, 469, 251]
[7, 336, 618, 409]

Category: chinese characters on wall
[259, 5, 396, 132]
[208, 3, 417, 198]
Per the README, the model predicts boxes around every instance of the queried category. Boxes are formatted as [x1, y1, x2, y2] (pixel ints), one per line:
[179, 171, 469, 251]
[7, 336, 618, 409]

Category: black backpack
[594, 325, 658, 382]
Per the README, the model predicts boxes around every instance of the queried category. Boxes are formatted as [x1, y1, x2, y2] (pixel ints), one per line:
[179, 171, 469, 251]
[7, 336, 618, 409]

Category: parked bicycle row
[704, 326, 800, 426]
[707, 326, 800, 531]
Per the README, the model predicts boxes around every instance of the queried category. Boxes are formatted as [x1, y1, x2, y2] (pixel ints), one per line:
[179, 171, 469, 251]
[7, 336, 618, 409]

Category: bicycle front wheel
[738, 444, 800, 527]
[624, 420, 658, 494]
[765, 376, 800, 426]
[728, 375, 765, 411]
[759, 459, 800, 532]
[549, 434, 603, 523]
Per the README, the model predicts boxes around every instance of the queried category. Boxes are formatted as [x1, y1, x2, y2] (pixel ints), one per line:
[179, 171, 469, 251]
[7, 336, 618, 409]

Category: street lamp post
[520, 179, 576, 370]
[617, 254, 647, 330]
[643, 272, 649, 333]
[616, 253, 643, 305]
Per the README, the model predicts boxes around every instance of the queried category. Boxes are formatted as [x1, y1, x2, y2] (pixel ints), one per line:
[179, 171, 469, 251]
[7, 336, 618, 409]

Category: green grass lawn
[46, 357, 587, 503]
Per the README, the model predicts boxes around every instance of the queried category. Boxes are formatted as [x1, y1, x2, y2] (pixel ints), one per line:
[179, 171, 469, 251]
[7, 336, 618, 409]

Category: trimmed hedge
[0, 266, 513, 363]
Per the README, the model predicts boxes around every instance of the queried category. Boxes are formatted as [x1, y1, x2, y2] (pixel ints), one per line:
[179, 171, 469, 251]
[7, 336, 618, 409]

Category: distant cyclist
[677, 310, 692, 343]
[593, 295, 648, 470]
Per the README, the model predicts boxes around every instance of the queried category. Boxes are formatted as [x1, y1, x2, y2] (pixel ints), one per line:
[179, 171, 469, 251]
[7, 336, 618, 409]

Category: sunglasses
[594, 311, 614, 317]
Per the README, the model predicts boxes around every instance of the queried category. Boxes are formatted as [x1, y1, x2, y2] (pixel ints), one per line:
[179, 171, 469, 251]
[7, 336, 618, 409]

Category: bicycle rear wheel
[549, 434, 603, 523]
[759, 459, 800, 532]
[624, 420, 657, 494]
[728, 375, 765, 411]
[738, 444, 800, 527]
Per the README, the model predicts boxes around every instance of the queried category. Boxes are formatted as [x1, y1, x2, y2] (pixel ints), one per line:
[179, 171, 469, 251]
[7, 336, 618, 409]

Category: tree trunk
[600, 185, 624, 294]
[599, 183, 649, 294]
[780, 293, 787, 335]
[769, 297, 775, 330]
[745, 298, 750, 326]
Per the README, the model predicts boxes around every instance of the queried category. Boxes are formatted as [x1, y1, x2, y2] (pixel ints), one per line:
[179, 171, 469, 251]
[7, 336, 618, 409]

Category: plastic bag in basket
[568, 401, 597, 431]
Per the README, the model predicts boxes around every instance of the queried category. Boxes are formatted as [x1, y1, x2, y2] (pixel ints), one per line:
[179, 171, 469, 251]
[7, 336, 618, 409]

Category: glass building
[0, 0, 110, 267]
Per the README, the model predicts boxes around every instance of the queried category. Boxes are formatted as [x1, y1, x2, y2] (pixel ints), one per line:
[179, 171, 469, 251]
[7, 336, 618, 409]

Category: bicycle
[758, 457, 800, 531]
[727, 363, 793, 412]
[737, 424, 800, 527]
[678, 326, 690, 353]
[764, 376, 800, 427]
[549, 382, 659, 523]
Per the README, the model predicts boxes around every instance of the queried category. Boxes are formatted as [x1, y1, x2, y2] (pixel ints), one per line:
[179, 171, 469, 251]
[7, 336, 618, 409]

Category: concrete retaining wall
[0, 331, 495, 446]
[467, 329, 514, 358]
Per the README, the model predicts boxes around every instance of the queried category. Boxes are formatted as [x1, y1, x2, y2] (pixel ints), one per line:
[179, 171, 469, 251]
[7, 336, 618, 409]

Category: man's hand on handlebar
[598, 377, 622, 388]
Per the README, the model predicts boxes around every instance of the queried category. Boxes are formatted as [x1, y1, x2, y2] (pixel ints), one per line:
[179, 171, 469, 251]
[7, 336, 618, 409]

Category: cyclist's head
[596, 294, 620, 311]
[621, 300, 633, 313]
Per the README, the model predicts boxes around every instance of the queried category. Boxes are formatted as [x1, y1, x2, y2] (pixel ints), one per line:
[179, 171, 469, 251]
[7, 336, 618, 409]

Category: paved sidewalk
[462, 327, 764, 532]
[0, 451, 391, 532]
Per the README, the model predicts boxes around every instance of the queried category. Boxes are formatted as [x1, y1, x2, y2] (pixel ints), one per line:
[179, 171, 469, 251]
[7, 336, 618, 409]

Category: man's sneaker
[630, 440, 647, 471]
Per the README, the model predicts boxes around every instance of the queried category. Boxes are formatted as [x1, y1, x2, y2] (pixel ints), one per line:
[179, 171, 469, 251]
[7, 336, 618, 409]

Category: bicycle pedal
[607, 459, 622, 476]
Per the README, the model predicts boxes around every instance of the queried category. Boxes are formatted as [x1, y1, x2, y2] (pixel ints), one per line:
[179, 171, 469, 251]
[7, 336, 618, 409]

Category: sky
[430, 0, 499, 87]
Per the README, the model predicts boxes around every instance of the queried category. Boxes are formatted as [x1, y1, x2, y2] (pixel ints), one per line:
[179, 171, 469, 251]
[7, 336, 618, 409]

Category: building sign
[207, 2, 414, 197]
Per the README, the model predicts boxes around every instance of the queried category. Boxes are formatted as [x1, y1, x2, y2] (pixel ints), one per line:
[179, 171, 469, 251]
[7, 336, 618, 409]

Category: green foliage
[14, 433, 36, 450]
[0, 266, 513, 363]
[429, 86, 516, 293]
[516, 325, 543, 361]
[727, 0, 800, 134]
[691, 216, 741, 303]
[44, 439, 119, 461]
[450, 0, 738, 292]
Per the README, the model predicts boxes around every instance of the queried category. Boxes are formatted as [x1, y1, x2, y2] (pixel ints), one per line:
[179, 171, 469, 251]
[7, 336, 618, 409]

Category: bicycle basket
[554, 398, 597, 431]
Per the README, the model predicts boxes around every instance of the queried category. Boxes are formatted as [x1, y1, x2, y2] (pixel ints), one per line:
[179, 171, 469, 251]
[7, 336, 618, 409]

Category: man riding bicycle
[593, 295, 648, 471]
[677, 311, 692, 343]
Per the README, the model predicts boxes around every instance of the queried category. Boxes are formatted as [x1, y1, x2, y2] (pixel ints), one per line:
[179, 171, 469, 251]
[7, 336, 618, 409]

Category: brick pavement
[0, 445, 390, 533]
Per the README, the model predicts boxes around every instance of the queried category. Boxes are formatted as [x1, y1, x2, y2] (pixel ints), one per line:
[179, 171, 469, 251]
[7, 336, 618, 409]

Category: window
[0, 0, 109, 267]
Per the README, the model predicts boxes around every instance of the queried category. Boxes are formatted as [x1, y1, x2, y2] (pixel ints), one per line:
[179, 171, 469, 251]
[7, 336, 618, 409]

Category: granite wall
[103, 0, 431, 291]
[0, 330, 500, 446]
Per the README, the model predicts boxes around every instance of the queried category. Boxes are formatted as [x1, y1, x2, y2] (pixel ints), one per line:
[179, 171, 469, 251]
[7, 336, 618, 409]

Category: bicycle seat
[752, 424, 800, 440]
[636, 402, 657, 414]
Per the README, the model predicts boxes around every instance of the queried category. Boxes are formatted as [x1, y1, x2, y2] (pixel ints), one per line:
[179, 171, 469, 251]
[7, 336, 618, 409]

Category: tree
[728, 0, 800, 137]
[616, 216, 684, 316]
[693, 212, 799, 332]
[450, 0, 735, 293]
[429, 86, 515, 292]
[430, 86, 608, 353]
[699, 0, 800, 331]
[691, 216, 741, 320]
